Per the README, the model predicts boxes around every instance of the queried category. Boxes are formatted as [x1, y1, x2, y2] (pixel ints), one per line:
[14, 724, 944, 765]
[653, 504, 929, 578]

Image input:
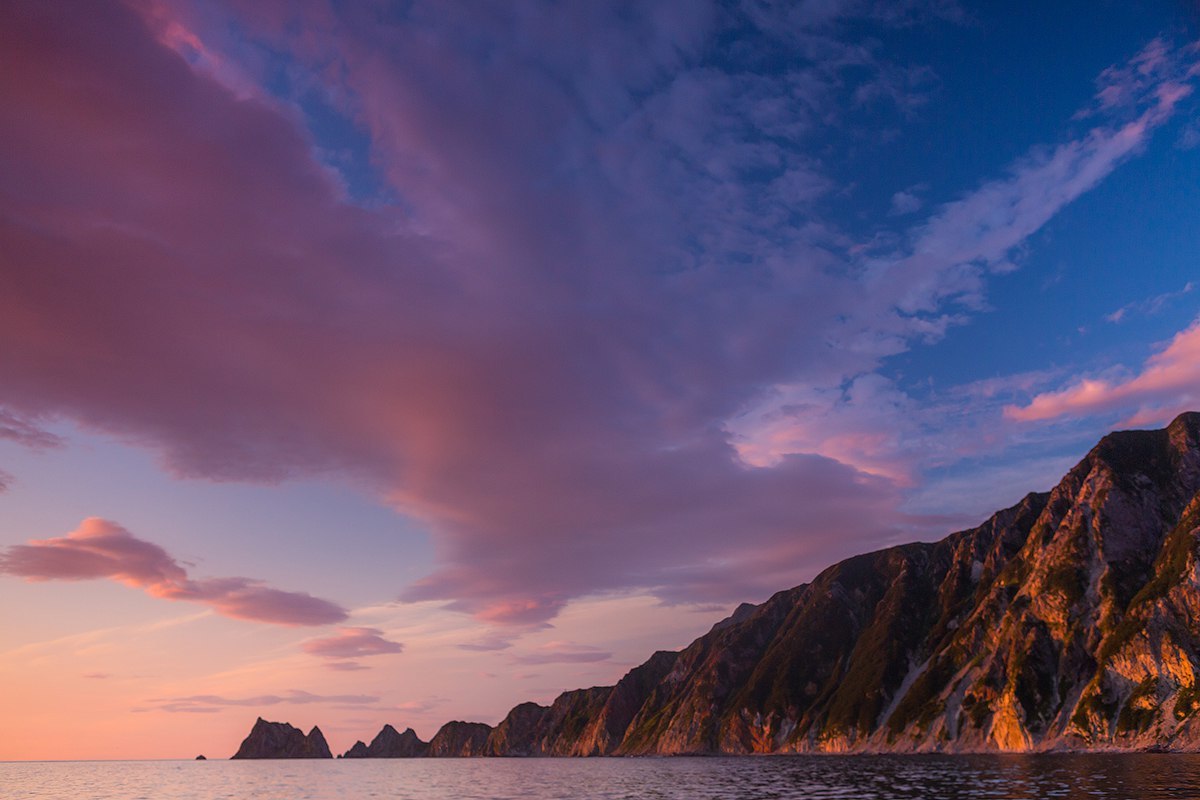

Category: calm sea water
[5, 754, 1200, 800]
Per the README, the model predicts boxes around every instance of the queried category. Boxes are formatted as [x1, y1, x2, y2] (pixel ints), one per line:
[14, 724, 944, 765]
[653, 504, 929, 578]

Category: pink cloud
[302, 627, 404, 660]
[0, 518, 347, 626]
[1006, 318, 1200, 426]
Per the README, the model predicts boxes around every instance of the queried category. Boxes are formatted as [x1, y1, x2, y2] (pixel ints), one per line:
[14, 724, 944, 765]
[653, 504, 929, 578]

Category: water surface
[6, 754, 1200, 799]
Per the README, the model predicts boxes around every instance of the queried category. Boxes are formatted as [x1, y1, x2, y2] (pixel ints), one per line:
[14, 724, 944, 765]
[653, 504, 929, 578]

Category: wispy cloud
[150, 689, 378, 714]
[731, 36, 1199, 486]
[1105, 281, 1194, 323]
[511, 641, 612, 665]
[0, 518, 347, 626]
[457, 635, 516, 653]
[866, 38, 1194, 319]
[0, 409, 62, 450]
[1006, 317, 1200, 426]
[888, 188, 925, 216]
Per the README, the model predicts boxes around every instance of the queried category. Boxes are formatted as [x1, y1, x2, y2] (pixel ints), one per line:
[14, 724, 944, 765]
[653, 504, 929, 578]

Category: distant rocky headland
[232, 717, 332, 759]
[232, 413, 1200, 756]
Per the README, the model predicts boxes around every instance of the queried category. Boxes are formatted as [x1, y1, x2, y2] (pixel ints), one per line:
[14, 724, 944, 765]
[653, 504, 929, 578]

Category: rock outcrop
[342, 724, 429, 758]
[426, 721, 493, 756]
[231, 717, 332, 759]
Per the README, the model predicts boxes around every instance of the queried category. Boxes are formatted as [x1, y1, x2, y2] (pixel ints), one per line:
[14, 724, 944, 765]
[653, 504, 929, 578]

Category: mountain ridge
[235, 413, 1200, 756]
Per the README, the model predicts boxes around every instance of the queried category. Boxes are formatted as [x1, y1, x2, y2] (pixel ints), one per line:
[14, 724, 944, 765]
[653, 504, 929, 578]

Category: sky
[1, 0, 1199, 761]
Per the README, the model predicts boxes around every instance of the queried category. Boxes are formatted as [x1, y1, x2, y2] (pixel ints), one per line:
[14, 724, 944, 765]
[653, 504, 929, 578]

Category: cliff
[611, 412, 1200, 753]
[236, 414, 1200, 756]
[426, 721, 493, 756]
[231, 718, 332, 759]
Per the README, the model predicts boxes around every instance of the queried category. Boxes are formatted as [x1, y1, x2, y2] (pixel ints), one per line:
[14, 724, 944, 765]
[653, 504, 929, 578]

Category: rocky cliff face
[474, 413, 1200, 755]
[231, 718, 332, 759]
[342, 724, 428, 758]
[426, 721, 493, 756]
[609, 412, 1200, 754]
[233, 414, 1200, 756]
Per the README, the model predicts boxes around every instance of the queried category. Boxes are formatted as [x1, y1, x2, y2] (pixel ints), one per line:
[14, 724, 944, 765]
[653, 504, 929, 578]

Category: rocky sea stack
[231, 717, 332, 759]
[343, 724, 429, 758]
[235, 414, 1200, 755]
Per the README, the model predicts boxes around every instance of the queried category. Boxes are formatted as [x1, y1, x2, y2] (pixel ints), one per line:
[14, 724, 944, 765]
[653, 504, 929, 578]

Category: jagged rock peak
[341, 723, 429, 758]
[231, 717, 332, 759]
[710, 602, 758, 633]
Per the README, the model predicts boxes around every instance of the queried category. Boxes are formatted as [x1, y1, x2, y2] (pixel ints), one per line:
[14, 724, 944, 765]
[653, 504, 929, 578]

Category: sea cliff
[240, 414, 1200, 756]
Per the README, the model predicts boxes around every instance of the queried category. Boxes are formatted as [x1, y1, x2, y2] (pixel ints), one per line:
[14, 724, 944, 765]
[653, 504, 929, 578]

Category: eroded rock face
[610, 412, 1200, 754]
[341, 724, 428, 758]
[485, 702, 551, 756]
[231, 718, 332, 759]
[426, 721, 493, 756]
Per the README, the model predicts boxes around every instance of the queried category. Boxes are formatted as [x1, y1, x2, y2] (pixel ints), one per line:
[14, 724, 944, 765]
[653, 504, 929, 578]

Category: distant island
[232, 413, 1200, 757]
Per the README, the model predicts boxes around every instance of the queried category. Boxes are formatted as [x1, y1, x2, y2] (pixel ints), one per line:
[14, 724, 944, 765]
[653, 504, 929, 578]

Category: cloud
[512, 641, 612, 666]
[730, 37, 1199, 485]
[1105, 281, 1193, 323]
[1180, 119, 1200, 150]
[302, 627, 403, 660]
[0, 0, 932, 622]
[152, 689, 378, 713]
[0, 3, 1195, 628]
[889, 189, 924, 216]
[1006, 318, 1200, 426]
[0, 409, 63, 450]
[863, 41, 1194, 320]
[0, 518, 347, 626]
[395, 697, 449, 714]
[457, 635, 516, 653]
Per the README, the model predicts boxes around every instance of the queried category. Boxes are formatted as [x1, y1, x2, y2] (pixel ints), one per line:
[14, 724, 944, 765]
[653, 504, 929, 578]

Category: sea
[5, 753, 1200, 799]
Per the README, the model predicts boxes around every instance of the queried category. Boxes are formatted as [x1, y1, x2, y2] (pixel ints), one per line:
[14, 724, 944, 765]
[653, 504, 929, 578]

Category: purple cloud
[457, 636, 516, 653]
[0, 409, 63, 450]
[512, 642, 612, 666]
[1105, 281, 1194, 324]
[0, 518, 347, 626]
[0, 3, 1195, 629]
[303, 627, 404, 660]
[153, 689, 378, 713]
